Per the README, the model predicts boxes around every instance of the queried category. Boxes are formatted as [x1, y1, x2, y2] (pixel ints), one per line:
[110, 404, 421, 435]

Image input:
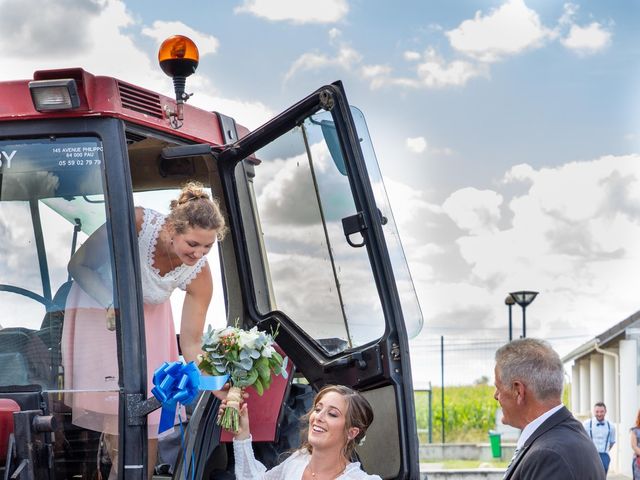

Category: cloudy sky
[2, 0, 638, 385]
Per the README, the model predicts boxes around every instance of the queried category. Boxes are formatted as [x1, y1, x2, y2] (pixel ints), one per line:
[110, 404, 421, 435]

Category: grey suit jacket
[505, 406, 605, 480]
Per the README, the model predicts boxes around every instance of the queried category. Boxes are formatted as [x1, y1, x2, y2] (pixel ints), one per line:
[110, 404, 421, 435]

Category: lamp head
[509, 291, 538, 308]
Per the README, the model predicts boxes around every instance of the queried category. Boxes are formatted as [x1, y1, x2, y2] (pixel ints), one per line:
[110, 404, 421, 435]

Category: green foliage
[563, 383, 571, 408]
[415, 385, 498, 443]
[254, 377, 264, 395]
[415, 383, 574, 443]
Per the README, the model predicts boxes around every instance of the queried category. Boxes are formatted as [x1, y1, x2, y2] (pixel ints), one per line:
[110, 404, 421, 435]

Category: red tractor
[0, 36, 422, 479]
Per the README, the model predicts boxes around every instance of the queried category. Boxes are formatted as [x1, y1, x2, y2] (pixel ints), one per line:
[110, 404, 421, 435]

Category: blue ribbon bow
[152, 361, 229, 434]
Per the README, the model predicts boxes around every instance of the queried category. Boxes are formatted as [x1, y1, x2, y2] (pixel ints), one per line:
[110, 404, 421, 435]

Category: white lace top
[138, 208, 207, 304]
[233, 437, 382, 480]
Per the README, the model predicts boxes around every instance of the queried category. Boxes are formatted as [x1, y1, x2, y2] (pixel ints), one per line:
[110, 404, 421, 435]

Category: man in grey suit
[494, 338, 605, 480]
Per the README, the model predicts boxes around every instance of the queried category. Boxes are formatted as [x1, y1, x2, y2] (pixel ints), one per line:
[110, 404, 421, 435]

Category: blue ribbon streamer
[151, 361, 229, 434]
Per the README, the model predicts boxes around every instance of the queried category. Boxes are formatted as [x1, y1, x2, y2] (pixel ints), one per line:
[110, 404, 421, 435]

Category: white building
[562, 310, 640, 477]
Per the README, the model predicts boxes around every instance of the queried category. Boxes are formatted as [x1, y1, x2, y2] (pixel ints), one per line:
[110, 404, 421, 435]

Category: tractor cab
[0, 36, 422, 479]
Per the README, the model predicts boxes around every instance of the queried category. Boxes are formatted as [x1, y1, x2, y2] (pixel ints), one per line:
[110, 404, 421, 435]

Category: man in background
[583, 402, 616, 474]
[494, 338, 604, 480]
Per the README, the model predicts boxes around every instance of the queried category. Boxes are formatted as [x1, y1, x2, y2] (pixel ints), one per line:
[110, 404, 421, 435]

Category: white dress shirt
[516, 404, 564, 450]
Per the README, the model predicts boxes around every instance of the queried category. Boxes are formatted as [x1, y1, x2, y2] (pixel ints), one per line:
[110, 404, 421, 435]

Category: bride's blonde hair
[167, 181, 227, 240]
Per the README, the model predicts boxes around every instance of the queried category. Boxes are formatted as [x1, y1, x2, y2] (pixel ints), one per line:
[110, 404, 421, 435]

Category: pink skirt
[61, 283, 181, 438]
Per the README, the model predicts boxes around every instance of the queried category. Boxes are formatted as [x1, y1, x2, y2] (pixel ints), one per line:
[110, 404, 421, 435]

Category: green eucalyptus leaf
[281, 356, 289, 376]
[244, 369, 259, 387]
[234, 358, 253, 371]
[198, 358, 212, 374]
[256, 356, 268, 369]
[254, 377, 264, 396]
[263, 377, 272, 390]
[258, 362, 270, 382]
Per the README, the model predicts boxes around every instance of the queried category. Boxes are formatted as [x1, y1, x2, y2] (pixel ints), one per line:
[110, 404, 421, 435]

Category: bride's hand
[217, 398, 251, 440]
[211, 383, 249, 402]
[235, 402, 251, 440]
[211, 382, 230, 401]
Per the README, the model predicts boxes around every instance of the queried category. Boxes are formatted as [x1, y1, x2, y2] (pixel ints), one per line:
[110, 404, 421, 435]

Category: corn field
[414, 385, 496, 443]
[414, 384, 572, 443]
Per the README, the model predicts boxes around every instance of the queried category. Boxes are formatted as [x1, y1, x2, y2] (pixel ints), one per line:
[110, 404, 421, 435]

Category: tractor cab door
[207, 82, 422, 479]
[0, 118, 150, 480]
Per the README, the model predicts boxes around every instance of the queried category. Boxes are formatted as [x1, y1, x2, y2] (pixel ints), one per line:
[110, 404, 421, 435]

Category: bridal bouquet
[198, 324, 288, 433]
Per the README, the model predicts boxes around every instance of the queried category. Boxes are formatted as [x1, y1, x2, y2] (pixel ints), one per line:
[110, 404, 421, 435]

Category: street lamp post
[509, 291, 539, 338]
[505, 294, 515, 341]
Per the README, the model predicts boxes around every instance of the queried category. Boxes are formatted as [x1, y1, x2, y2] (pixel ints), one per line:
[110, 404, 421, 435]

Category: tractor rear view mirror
[314, 118, 347, 176]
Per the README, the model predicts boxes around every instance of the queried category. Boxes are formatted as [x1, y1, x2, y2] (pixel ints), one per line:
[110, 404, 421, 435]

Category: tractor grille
[118, 82, 163, 119]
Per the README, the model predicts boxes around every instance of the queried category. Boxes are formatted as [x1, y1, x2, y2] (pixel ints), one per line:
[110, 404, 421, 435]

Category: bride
[220, 384, 382, 480]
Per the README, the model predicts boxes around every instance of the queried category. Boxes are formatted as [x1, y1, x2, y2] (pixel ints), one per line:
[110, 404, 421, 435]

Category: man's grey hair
[495, 338, 564, 401]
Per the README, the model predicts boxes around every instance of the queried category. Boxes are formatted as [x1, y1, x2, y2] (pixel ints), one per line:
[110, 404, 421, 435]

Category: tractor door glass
[0, 137, 118, 479]
[351, 107, 423, 338]
[242, 112, 384, 355]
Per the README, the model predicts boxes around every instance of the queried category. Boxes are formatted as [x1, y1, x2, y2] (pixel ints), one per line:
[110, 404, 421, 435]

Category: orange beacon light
[158, 35, 199, 79]
[158, 35, 200, 126]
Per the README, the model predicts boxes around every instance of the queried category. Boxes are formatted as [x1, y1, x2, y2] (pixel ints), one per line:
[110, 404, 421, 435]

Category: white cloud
[556, 3, 612, 56]
[328, 28, 341, 41]
[405, 136, 453, 156]
[141, 21, 220, 56]
[406, 154, 640, 375]
[503, 163, 537, 183]
[406, 137, 427, 154]
[415, 49, 488, 87]
[0, 0, 107, 58]
[561, 22, 612, 55]
[442, 187, 503, 234]
[404, 51, 421, 61]
[367, 74, 419, 90]
[235, 0, 348, 24]
[290, 1, 612, 94]
[190, 94, 273, 131]
[284, 46, 361, 82]
[0, 0, 156, 85]
[380, 177, 446, 276]
[360, 1, 612, 92]
[558, 2, 579, 26]
[446, 0, 555, 62]
[453, 155, 640, 331]
[366, 48, 488, 90]
[361, 64, 392, 78]
[434, 147, 454, 156]
[504, 158, 640, 223]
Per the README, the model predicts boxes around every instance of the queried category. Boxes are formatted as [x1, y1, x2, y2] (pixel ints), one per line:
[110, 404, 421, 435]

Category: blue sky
[2, 0, 639, 384]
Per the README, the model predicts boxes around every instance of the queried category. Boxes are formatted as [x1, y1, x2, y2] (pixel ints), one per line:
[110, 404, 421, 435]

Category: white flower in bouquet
[237, 326, 261, 350]
[198, 323, 288, 433]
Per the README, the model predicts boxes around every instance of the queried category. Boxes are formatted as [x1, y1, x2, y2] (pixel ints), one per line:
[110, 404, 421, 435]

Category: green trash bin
[489, 431, 502, 458]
